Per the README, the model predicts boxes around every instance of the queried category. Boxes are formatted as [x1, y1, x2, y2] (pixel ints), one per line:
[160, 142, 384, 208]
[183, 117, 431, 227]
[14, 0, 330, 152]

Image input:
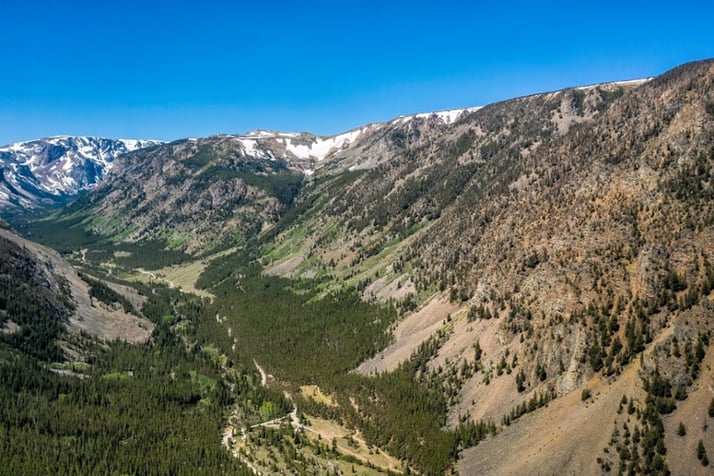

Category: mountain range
[2, 59, 714, 475]
[0, 136, 162, 211]
[0, 109, 482, 212]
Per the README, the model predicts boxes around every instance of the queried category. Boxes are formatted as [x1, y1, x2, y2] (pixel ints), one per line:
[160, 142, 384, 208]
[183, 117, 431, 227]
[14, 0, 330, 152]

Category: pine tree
[697, 439, 708, 466]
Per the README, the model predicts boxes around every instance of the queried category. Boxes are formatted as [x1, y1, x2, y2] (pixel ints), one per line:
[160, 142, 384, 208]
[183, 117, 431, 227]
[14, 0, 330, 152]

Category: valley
[1, 59, 714, 475]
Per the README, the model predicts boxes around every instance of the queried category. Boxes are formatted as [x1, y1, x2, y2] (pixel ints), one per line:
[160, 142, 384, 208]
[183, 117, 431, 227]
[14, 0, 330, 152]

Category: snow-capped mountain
[222, 106, 481, 174]
[0, 108, 476, 212]
[0, 136, 162, 211]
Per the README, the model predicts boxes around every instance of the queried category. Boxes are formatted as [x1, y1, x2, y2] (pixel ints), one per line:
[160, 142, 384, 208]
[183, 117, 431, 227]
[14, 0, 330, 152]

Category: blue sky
[1, 0, 712, 145]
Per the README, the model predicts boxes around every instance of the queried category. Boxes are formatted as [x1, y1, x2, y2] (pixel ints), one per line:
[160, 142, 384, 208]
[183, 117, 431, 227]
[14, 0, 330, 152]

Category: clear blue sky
[1, 0, 712, 145]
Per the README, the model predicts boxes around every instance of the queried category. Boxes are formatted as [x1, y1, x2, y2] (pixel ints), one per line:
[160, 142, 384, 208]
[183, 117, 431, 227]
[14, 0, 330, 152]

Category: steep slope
[262, 78, 645, 288]
[442, 58, 714, 476]
[0, 236, 249, 474]
[230, 106, 480, 173]
[0, 224, 152, 360]
[53, 136, 306, 255]
[256, 61, 714, 473]
[0, 136, 162, 211]
[14, 108, 476, 259]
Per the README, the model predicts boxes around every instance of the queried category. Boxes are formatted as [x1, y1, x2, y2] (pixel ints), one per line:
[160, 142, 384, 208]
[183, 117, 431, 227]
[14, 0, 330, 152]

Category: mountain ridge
[0, 136, 163, 211]
[0, 77, 649, 214]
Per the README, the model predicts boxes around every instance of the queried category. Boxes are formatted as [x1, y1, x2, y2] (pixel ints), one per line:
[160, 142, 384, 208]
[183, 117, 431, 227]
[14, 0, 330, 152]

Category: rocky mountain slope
[15, 108, 477, 255]
[230, 106, 481, 173]
[0, 136, 162, 211]
[271, 60, 714, 474]
[0, 222, 152, 360]
[9, 59, 714, 474]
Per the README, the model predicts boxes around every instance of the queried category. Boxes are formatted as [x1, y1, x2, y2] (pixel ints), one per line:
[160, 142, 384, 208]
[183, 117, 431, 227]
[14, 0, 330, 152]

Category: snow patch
[575, 77, 653, 91]
[614, 78, 653, 86]
[394, 106, 482, 125]
[238, 138, 258, 156]
[245, 130, 300, 139]
[283, 127, 371, 161]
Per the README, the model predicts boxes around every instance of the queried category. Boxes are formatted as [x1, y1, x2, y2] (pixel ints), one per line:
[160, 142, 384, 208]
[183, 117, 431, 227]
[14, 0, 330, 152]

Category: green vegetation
[111, 240, 193, 269]
[79, 272, 136, 313]
[208, 275, 397, 382]
[698, 439, 709, 467]
[193, 163, 304, 207]
[643, 372, 676, 415]
[0, 345, 250, 475]
[8, 196, 110, 253]
[10, 207, 194, 269]
[194, 248, 495, 474]
[7, 64, 713, 475]
[8, 142, 306, 265]
[0, 237, 70, 361]
[501, 391, 556, 426]
[0, 285, 253, 475]
[608, 374, 674, 474]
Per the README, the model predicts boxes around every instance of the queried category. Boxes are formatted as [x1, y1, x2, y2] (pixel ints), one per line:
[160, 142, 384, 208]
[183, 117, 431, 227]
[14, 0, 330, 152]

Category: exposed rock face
[28, 107, 476, 255]
[253, 61, 714, 473]
[0, 227, 153, 357]
[0, 136, 162, 210]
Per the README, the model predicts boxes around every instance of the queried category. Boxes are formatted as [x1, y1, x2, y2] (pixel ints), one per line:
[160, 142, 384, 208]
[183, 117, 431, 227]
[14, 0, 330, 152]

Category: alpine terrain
[0, 136, 162, 211]
[2, 59, 714, 475]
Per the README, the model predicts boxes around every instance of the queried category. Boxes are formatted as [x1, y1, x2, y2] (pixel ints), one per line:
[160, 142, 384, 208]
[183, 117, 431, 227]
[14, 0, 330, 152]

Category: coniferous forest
[0, 283, 252, 475]
[1, 234, 494, 474]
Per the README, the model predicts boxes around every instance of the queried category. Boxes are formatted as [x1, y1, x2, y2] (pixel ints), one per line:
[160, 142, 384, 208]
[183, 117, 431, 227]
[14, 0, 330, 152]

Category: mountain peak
[0, 136, 163, 211]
